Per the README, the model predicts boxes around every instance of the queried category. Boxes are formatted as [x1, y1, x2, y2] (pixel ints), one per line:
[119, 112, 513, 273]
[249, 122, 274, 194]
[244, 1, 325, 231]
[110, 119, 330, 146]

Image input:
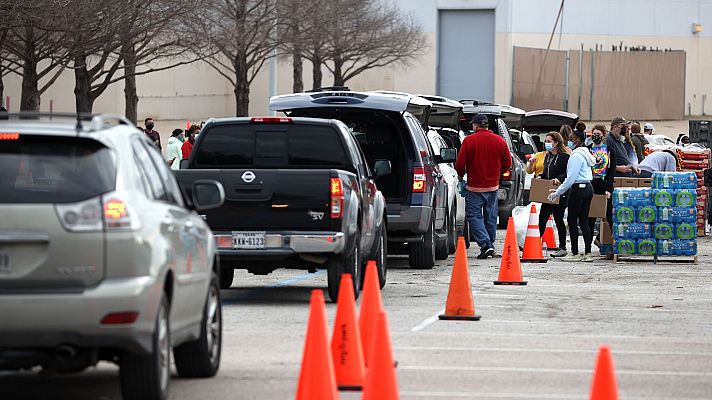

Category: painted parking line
[394, 331, 712, 342]
[222, 270, 325, 304]
[411, 312, 441, 332]
[401, 391, 706, 400]
[398, 365, 712, 377]
[395, 346, 712, 357]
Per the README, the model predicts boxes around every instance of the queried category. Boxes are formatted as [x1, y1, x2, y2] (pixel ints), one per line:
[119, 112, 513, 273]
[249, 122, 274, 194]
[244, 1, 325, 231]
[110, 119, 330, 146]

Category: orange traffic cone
[438, 237, 481, 320]
[494, 217, 527, 285]
[590, 345, 619, 400]
[521, 204, 548, 263]
[186, 120, 191, 129]
[542, 215, 557, 249]
[362, 311, 399, 400]
[359, 260, 383, 366]
[330, 273, 365, 391]
[295, 290, 339, 400]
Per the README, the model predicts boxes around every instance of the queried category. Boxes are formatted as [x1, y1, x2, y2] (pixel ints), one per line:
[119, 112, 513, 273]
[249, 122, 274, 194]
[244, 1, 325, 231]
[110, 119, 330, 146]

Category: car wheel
[219, 266, 234, 290]
[409, 214, 436, 269]
[435, 212, 449, 261]
[447, 205, 457, 255]
[120, 295, 170, 400]
[327, 229, 361, 302]
[370, 224, 387, 289]
[174, 272, 222, 378]
[462, 220, 471, 249]
[498, 209, 510, 229]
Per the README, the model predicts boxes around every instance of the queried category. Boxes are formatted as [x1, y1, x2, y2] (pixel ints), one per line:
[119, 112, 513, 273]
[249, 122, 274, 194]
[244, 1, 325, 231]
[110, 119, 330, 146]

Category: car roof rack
[305, 86, 351, 93]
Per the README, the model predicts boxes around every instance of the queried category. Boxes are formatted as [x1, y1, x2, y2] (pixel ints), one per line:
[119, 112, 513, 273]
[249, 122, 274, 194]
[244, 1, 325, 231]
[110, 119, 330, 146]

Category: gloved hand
[547, 190, 559, 203]
[458, 180, 467, 197]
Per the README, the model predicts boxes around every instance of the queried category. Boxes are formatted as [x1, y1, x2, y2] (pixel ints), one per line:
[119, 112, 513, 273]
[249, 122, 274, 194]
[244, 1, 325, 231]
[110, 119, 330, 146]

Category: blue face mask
[567, 141, 576, 149]
[545, 143, 554, 151]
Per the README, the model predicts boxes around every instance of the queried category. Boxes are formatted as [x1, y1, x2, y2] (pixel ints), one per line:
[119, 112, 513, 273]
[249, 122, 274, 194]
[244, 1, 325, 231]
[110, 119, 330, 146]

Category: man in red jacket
[455, 113, 512, 259]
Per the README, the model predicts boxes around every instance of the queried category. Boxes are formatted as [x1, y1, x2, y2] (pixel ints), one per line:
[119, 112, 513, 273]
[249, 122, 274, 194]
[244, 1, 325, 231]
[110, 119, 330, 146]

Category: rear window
[0, 135, 116, 203]
[194, 124, 349, 168]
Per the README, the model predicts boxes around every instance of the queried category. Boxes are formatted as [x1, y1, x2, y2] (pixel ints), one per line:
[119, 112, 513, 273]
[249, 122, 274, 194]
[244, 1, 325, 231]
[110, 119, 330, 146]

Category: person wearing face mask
[548, 129, 596, 262]
[166, 128, 184, 170]
[143, 117, 161, 150]
[606, 116, 639, 177]
[629, 123, 648, 163]
[536, 131, 571, 258]
[587, 124, 616, 247]
[181, 125, 201, 160]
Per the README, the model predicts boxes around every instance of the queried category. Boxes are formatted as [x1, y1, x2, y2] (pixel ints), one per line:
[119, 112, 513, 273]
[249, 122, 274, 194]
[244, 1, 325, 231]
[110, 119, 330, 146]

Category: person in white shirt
[165, 129, 184, 170]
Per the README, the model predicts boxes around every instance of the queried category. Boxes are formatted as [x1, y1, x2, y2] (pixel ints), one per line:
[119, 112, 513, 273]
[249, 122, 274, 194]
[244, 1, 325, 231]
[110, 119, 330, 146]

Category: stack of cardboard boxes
[679, 148, 710, 237]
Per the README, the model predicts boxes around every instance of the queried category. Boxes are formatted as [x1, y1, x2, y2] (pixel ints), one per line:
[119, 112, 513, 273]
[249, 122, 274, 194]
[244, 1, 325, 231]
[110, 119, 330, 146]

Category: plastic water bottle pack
[613, 188, 652, 207]
[657, 240, 697, 256]
[657, 207, 696, 224]
[652, 172, 697, 189]
[613, 223, 652, 240]
[637, 239, 656, 256]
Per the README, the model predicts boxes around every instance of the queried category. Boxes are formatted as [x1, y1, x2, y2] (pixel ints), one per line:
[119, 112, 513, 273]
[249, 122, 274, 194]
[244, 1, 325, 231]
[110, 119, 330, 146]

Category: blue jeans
[465, 190, 498, 250]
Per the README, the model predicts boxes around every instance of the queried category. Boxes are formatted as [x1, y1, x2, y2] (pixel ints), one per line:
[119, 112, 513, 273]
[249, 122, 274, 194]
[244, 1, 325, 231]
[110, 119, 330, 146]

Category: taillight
[55, 197, 103, 232]
[502, 170, 512, 180]
[102, 193, 141, 231]
[330, 177, 343, 219]
[412, 166, 426, 193]
[0, 132, 20, 140]
[250, 117, 293, 123]
[101, 312, 139, 325]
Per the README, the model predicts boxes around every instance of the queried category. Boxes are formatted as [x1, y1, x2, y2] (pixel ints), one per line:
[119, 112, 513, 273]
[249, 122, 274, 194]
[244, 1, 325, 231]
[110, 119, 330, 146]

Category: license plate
[497, 189, 507, 201]
[232, 231, 266, 249]
[0, 251, 10, 274]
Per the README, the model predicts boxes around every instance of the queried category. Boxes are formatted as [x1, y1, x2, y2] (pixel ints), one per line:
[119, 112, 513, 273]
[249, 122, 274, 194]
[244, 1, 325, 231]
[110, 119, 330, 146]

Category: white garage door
[437, 9, 495, 102]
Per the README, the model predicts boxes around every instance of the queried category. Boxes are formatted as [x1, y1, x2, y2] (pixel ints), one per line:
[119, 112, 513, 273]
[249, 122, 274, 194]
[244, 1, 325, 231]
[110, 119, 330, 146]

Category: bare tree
[188, 0, 279, 116]
[323, 0, 426, 87]
[277, 0, 323, 92]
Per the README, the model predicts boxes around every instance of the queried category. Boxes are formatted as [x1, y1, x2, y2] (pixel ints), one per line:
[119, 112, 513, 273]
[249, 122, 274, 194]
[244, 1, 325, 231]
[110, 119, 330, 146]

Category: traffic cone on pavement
[330, 273, 365, 391]
[590, 345, 619, 400]
[494, 217, 527, 285]
[542, 215, 557, 249]
[521, 204, 548, 263]
[362, 311, 399, 400]
[295, 290, 339, 400]
[438, 237, 481, 320]
[359, 260, 383, 366]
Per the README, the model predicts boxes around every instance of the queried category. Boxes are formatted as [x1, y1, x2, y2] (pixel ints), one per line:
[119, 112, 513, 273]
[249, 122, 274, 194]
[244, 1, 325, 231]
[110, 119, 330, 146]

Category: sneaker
[477, 246, 495, 259]
[550, 248, 568, 258]
[581, 253, 595, 262]
[560, 254, 583, 262]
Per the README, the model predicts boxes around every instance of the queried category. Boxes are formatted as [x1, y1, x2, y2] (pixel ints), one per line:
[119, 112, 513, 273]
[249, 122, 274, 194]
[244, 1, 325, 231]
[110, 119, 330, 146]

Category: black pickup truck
[175, 116, 390, 301]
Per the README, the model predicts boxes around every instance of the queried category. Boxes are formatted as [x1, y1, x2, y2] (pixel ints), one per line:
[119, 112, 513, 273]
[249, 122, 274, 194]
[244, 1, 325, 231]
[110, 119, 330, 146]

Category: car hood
[524, 109, 579, 131]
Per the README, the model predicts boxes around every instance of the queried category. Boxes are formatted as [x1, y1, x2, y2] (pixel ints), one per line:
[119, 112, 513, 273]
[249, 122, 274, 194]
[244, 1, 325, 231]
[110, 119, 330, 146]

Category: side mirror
[372, 159, 392, 178]
[435, 147, 457, 164]
[192, 180, 225, 211]
[519, 144, 535, 155]
[179, 159, 190, 170]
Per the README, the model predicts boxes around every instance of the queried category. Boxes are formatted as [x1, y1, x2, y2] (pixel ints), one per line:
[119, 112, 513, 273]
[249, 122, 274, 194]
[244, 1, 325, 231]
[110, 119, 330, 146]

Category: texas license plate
[232, 231, 266, 249]
[0, 251, 10, 274]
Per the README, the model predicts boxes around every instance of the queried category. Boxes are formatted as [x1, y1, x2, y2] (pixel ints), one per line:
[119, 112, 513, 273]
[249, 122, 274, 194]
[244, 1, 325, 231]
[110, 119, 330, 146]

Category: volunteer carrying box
[530, 178, 559, 204]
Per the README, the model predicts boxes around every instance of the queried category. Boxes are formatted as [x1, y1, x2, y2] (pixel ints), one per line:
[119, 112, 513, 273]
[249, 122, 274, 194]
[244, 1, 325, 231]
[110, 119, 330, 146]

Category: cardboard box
[600, 221, 613, 245]
[614, 177, 639, 188]
[588, 194, 608, 218]
[530, 179, 559, 204]
[638, 178, 652, 187]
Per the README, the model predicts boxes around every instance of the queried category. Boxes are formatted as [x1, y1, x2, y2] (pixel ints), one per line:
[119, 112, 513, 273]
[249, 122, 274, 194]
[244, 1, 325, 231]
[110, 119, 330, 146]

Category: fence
[512, 46, 686, 121]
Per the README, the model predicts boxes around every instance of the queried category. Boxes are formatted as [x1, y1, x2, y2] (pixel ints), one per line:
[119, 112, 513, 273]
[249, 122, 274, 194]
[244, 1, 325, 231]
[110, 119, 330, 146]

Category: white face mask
[619, 135, 625, 142]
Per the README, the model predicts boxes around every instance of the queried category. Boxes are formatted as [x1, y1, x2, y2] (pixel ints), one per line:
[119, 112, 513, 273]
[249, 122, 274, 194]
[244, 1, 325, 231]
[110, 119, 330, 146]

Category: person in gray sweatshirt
[548, 129, 597, 262]
[637, 150, 677, 178]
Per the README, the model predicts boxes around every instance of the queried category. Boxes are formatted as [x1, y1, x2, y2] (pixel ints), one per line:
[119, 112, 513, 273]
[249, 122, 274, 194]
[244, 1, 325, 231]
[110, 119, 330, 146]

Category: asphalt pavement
[2, 232, 712, 399]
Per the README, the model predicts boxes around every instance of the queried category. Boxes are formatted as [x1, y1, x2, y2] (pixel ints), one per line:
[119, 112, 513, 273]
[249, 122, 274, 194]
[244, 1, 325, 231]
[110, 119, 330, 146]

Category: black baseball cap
[470, 113, 488, 126]
[572, 129, 586, 143]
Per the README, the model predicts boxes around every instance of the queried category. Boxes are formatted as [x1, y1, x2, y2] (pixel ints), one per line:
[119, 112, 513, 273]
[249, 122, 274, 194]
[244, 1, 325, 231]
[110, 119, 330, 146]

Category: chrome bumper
[214, 232, 345, 254]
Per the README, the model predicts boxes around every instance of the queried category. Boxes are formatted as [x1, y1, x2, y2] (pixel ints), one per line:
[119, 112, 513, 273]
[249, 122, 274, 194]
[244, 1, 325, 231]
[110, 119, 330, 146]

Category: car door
[345, 131, 378, 252]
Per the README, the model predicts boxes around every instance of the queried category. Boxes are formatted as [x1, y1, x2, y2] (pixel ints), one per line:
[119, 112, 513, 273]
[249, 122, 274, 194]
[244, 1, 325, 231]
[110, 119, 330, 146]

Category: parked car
[0, 113, 225, 400]
[175, 116, 389, 302]
[646, 134, 677, 147]
[417, 94, 465, 151]
[426, 129, 467, 252]
[270, 90, 457, 269]
[459, 101, 527, 228]
[509, 128, 538, 203]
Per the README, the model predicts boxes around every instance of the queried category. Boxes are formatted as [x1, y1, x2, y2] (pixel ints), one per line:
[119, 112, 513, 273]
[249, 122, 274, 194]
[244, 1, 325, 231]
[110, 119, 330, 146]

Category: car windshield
[0, 135, 116, 203]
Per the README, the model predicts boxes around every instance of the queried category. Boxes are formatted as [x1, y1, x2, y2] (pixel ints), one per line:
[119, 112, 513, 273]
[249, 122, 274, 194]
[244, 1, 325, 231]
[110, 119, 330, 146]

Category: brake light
[330, 177, 343, 219]
[412, 166, 426, 193]
[502, 170, 512, 180]
[102, 194, 140, 230]
[250, 117, 293, 123]
[101, 312, 139, 325]
[104, 199, 127, 220]
[0, 133, 19, 140]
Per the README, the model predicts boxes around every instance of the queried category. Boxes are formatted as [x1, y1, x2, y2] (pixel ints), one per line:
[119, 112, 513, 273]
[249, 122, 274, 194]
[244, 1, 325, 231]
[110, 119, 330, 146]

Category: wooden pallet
[613, 254, 698, 264]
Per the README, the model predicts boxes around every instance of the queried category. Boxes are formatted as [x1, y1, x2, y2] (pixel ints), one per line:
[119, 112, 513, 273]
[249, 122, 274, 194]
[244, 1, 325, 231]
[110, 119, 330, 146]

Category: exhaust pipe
[54, 345, 77, 361]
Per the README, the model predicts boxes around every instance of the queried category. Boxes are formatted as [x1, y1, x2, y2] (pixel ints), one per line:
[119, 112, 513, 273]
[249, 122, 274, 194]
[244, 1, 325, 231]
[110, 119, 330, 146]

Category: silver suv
[0, 114, 225, 400]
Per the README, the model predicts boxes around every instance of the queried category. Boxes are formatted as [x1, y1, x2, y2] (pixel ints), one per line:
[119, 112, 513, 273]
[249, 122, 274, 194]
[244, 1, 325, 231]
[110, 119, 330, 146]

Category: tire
[373, 224, 387, 289]
[219, 267, 234, 290]
[462, 220, 471, 249]
[446, 206, 457, 255]
[435, 213, 449, 261]
[327, 229, 361, 303]
[174, 272, 222, 378]
[498, 209, 510, 229]
[120, 295, 171, 400]
[409, 215, 436, 269]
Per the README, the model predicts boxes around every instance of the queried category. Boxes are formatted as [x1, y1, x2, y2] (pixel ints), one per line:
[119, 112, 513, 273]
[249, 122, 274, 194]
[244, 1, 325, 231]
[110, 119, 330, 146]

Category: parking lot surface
[2, 233, 711, 400]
